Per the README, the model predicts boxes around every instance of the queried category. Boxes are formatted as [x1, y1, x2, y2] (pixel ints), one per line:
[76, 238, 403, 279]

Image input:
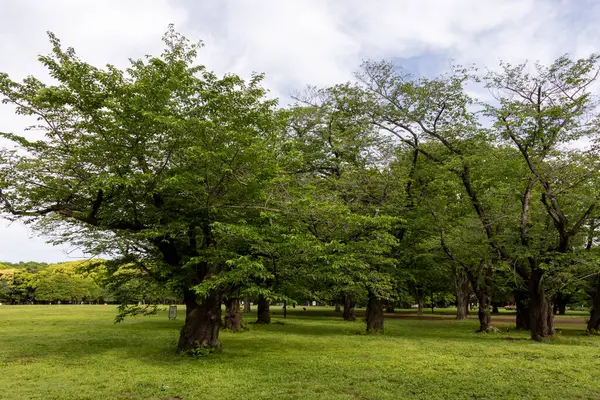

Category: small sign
[168, 305, 177, 320]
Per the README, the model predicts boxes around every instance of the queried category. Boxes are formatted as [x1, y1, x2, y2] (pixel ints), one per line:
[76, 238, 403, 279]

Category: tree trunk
[467, 262, 493, 332]
[456, 296, 469, 320]
[366, 292, 384, 334]
[334, 302, 341, 313]
[416, 287, 424, 315]
[224, 298, 242, 332]
[514, 288, 530, 330]
[385, 302, 395, 313]
[177, 290, 222, 354]
[475, 293, 492, 332]
[587, 281, 600, 332]
[430, 290, 435, 314]
[343, 294, 356, 321]
[492, 303, 500, 314]
[529, 268, 555, 341]
[588, 307, 600, 332]
[243, 296, 251, 313]
[256, 295, 270, 324]
[454, 268, 470, 320]
[554, 292, 568, 315]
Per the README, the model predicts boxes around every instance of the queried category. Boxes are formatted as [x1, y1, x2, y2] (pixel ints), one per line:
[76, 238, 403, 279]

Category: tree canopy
[2, 28, 600, 353]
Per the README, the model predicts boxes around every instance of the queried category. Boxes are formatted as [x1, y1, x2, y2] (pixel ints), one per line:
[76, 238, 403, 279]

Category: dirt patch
[289, 310, 587, 325]
[483, 316, 586, 325]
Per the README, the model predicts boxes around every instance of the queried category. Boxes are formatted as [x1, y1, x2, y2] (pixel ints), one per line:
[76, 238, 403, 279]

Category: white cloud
[0, 220, 87, 263]
[1, 0, 598, 261]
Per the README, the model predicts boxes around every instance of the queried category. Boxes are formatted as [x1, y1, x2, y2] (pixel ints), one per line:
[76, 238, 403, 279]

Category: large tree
[0, 28, 280, 353]
[484, 55, 600, 339]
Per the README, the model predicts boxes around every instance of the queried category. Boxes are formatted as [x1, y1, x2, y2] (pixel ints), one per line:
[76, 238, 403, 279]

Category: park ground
[1, 306, 600, 400]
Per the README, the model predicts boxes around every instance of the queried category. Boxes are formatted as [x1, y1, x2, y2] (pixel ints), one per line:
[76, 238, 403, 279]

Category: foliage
[2, 27, 600, 344]
[0, 27, 282, 346]
[35, 273, 101, 303]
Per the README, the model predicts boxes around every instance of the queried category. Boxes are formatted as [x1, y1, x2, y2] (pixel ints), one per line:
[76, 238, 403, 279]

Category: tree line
[0, 260, 178, 304]
[1, 27, 600, 354]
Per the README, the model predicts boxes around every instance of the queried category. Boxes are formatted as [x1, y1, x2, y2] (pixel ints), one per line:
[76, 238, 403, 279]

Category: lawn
[0, 305, 599, 400]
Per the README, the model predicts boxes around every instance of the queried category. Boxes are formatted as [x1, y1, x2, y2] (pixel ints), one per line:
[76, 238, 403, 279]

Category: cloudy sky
[1, 0, 599, 262]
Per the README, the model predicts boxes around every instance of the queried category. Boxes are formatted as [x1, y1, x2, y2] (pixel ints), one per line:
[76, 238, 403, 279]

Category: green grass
[1, 306, 599, 400]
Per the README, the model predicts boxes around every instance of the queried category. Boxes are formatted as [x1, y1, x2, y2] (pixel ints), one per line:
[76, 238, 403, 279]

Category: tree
[0, 27, 280, 353]
[9, 270, 37, 304]
[484, 55, 600, 339]
[430, 187, 498, 332]
[358, 56, 600, 340]
[357, 62, 501, 330]
[588, 276, 600, 331]
[35, 273, 101, 302]
[0, 269, 12, 302]
[284, 84, 400, 333]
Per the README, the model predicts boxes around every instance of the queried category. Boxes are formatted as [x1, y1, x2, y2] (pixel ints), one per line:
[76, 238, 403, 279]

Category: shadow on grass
[0, 316, 182, 362]
[2, 309, 596, 367]
[237, 315, 512, 344]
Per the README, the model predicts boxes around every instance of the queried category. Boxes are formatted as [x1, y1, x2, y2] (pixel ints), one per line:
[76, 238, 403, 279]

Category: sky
[0, 0, 599, 262]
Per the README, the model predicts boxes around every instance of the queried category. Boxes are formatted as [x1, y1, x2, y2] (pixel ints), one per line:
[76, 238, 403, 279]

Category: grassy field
[1, 306, 599, 400]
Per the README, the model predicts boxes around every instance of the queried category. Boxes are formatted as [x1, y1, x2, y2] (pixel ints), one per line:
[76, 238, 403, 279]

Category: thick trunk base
[587, 282, 600, 332]
[476, 303, 493, 332]
[343, 295, 356, 321]
[588, 308, 600, 332]
[529, 271, 555, 341]
[529, 302, 555, 341]
[256, 295, 271, 324]
[366, 293, 384, 334]
[178, 291, 222, 354]
[514, 289, 530, 330]
[456, 296, 469, 321]
[224, 298, 243, 332]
